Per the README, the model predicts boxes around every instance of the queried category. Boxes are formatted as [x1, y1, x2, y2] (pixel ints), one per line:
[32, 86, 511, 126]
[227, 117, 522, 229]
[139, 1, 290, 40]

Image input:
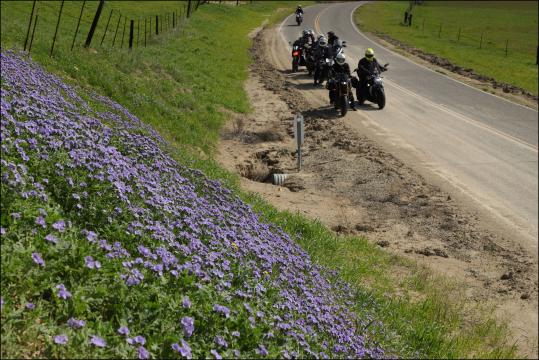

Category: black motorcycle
[291, 43, 304, 72]
[328, 72, 352, 117]
[296, 13, 303, 26]
[355, 63, 388, 109]
[314, 57, 333, 85]
[304, 44, 315, 75]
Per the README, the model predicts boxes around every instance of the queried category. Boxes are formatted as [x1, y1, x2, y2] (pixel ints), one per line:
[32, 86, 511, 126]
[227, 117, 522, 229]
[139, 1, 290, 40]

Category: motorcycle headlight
[373, 77, 382, 85]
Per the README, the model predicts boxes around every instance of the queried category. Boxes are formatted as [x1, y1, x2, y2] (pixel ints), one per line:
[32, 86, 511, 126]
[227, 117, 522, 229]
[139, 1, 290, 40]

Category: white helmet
[335, 52, 346, 65]
[318, 36, 327, 47]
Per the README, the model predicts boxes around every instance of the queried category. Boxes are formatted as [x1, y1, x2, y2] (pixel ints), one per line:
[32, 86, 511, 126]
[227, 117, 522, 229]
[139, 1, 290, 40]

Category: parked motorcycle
[296, 13, 303, 26]
[328, 71, 352, 117]
[354, 63, 388, 109]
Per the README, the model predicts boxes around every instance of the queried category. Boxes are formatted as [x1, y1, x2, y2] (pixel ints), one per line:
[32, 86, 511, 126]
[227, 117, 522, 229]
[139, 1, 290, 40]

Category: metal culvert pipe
[272, 173, 289, 185]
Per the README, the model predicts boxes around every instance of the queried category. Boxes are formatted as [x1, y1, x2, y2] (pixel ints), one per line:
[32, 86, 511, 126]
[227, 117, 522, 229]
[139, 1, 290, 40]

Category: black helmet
[327, 31, 336, 38]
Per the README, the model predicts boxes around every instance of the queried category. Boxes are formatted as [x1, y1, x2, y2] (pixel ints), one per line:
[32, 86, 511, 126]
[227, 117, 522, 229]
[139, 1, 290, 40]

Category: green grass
[1, 1, 520, 358]
[354, 1, 538, 95]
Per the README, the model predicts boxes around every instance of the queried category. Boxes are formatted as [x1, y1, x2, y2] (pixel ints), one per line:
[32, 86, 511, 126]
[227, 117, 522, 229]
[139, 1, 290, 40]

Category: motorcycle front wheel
[339, 96, 348, 117]
[376, 89, 386, 109]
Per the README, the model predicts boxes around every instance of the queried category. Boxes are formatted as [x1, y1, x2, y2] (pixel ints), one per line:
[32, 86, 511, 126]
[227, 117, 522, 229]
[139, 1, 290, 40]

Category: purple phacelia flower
[181, 316, 194, 338]
[118, 326, 130, 336]
[0, 227, 5, 236]
[232, 331, 240, 337]
[214, 336, 228, 348]
[138, 346, 150, 359]
[84, 256, 101, 269]
[172, 339, 192, 359]
[54, 334, 68, 345]
[127, 335, 146, 346]
[67, 318, 86, 329]
[35, 216, 46, 228]
[26, 302, 35, 310]
[90, 335, 106, 347]
[31, 252, 45, 267]
[182, 296, 191, 309]
[55, 284, 72, 299]
[45, 234, 58, 244]
[213, 304, 230, 318]
[52, 220, 66, 232]
[210, 349, 222, 359]
[257, 344, 269, 356]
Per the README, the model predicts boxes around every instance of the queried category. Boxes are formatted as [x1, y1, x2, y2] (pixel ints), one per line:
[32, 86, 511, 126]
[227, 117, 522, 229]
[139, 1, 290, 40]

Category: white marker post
[293, 114, 304, 171]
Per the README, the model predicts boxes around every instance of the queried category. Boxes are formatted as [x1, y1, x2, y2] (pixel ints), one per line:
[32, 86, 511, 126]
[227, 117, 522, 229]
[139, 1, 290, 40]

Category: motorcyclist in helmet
[328, 52, 357, 110]
[313, 36, 331, 85]
[295, 5, 304, 15]
[327, 31, 339, 46]
[357, 48, 386, 99]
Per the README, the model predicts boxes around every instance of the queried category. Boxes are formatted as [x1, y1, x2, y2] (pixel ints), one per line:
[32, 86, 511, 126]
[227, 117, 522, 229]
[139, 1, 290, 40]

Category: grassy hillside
[1, 1, 519, 358]
[354, 1, 538, 95]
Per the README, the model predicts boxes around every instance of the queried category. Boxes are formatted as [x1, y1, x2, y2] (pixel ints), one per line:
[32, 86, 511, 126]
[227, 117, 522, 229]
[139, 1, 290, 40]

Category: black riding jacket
[357, 57, 384, 80]
[295, 7, 304, 15]
[331, 62, 351, 77]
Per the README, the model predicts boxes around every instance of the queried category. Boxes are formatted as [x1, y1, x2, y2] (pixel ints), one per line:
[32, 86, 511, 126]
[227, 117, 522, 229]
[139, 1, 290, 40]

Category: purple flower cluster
[1, 51, 385, 358]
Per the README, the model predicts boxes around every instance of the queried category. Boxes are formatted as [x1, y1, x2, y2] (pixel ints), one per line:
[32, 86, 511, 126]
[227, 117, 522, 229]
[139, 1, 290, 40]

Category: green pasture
[354, 1, 538, 95]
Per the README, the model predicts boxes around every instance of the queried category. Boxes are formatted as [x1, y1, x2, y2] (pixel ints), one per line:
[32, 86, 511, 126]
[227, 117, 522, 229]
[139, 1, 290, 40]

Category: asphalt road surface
[280, 2, 538, 252]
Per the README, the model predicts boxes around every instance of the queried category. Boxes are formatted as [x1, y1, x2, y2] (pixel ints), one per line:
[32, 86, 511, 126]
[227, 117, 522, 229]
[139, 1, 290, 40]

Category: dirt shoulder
[216, 26, 538, 357]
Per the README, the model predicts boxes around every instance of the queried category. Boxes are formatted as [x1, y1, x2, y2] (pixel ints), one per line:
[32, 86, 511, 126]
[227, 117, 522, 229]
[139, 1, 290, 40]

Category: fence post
[50, 0, 65, 57]
[28, 14, 39, 54]
[187, 0, 192, 17]
[84, 0, 104, 48]
[121, 17, 126, 48]
[156, 15, 159, 35]
[236, 0, 239, 5]
[173, 11, 175, 28]
[112, 14, 121, 46]
[438, 24, 441, 38]
[408, 14, 412, 26]
[479, 32, 483, 49]
[457, 27, 461, 41]
[24, 0, 37, 51]
[505, 39, 508, 57]
[71, 1, 86, 51]
[144, 17, 147, 46]
[101, 9, 113, 45]
[129, 19, 134, 49]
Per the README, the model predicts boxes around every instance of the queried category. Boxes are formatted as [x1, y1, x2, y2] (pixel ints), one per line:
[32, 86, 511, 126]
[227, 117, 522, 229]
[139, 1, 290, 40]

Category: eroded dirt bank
[217, 26, 538, 357]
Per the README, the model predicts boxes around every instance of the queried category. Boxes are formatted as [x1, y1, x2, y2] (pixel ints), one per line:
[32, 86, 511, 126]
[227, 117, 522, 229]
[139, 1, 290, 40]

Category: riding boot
[349, 92, 357, 110]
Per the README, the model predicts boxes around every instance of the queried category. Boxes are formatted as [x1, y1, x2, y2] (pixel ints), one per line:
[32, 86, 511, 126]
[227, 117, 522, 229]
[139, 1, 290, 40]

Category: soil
[216, 26, 538, 357]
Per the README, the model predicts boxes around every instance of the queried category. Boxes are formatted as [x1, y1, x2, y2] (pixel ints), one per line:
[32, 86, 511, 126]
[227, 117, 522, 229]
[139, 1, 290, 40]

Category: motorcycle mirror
[342, 44, 347, 47]
[384, 63, 389, 67]
[342, 40, 347, 44]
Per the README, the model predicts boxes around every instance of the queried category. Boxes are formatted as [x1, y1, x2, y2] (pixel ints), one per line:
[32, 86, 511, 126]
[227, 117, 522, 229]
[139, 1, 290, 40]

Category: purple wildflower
[35, 216, 46, 228]
[137, 346, 150, 359]
[210, 349, 222, 359]
[52, 220, 66, 232]
[31, 252, 45, 267]
[257, 344, 269, 356]
[26, 302, 35, 310]
[231, 331, 240, 337]
[181, 316, 194, 338]
[84, 256, 101, 269]
[54, 334, 68, 345]
[55, 284, 72, 299]
[214, 336, 228, 348]
[90, 335, 106, 347]
[182, 296, 191, 309]
[213, 304, 230, 318]
[67, 318, 86, 329]
[0, 227, 5, 236]
[44, 234, 58, 244]
[171, 339, 192, 359]
[127, 335, 146, 346]
[0, 297, 3, 310]
[118, 326, 130, 336]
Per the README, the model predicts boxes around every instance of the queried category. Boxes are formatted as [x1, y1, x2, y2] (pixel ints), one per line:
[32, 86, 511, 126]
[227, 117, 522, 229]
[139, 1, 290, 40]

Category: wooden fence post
[129, 19, 134, 49]
[112, 14, 121, 46]
[50, 0, 65, 57]
[479, 32, 483, 49]
[121, 17, 126, 48]
[28, 14, 39, 54]
[101, 9, 113, 45]
[187, 0, 192, 18]
[71, 1, 86, 51]
[144, 17, 147, 46]
[84, 0, 104, 48]
[457, 27, 461, 41]
[24, 0, 37, 51]
[505, 39, 508, 57]
[156, 15, 159, 35]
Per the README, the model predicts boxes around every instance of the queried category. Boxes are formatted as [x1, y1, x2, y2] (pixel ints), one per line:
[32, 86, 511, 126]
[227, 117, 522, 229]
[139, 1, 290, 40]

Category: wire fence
[400, 6, 538, 65]
[15, 0, 252, 57]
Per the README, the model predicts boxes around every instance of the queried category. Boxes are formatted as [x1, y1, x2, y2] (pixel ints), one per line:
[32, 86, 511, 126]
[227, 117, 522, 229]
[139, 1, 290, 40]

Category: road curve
[279, 2, 538, 251]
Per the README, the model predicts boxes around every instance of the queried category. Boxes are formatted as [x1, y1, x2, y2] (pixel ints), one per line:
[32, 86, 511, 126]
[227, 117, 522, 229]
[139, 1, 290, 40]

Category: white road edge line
[348, 2, 538, 113]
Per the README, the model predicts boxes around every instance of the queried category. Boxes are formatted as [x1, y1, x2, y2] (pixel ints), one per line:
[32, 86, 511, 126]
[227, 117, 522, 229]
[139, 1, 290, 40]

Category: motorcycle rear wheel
[292, 59, 299, 73]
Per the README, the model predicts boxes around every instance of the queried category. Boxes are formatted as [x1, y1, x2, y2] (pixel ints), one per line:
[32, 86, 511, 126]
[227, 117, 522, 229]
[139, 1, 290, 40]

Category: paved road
[280, 2, 538, 251]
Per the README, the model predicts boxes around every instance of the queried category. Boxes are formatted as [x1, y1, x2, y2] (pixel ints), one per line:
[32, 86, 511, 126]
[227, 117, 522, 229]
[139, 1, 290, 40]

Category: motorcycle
[354, 63, 388, 109]
[291, 43, 304, 72]
[314, 57, 333, 85]
[328, 71, 352, 117]
[296, 13, 303, 26]
[304, 44, 315, 75]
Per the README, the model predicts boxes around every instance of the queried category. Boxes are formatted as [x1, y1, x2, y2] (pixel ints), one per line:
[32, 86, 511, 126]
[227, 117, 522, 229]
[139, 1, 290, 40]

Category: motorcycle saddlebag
[350, 76, 359, 89]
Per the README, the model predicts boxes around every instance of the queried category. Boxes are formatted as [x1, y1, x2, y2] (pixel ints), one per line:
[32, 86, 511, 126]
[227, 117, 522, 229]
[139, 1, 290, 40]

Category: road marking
[385, 78, 538, 152]
[348, 2, 538, 113]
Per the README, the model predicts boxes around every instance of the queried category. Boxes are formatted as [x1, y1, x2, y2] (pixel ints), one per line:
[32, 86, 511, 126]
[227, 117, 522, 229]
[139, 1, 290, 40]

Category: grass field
[354, 1, 538, 95]
[1, 1, 519, 358]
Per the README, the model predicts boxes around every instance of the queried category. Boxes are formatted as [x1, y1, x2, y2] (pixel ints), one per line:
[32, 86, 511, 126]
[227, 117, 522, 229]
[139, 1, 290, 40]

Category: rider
[328, 52, 357, 110]
[313, 36, 330, 85]
[356, 48, 386, 98]
[296, 29, 315, 47]
[295, 5, 304, 16]
[327, 31, 339, 46]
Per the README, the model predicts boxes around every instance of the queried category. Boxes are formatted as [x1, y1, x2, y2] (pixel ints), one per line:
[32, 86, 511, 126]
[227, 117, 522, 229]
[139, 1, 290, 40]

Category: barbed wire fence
[20, 0, 240, 57]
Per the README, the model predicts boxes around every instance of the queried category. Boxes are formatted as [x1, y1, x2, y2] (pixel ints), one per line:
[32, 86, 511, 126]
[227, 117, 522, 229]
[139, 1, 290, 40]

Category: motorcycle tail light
[293, 51, 300, 56]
